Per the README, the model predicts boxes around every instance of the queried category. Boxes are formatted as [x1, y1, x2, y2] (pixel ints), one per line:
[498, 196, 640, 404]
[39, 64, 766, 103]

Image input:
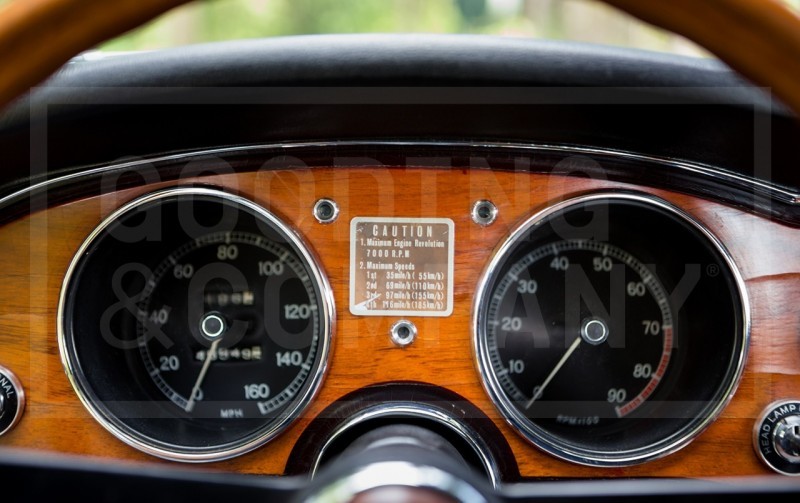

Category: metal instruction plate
[350, 217, 454, 317]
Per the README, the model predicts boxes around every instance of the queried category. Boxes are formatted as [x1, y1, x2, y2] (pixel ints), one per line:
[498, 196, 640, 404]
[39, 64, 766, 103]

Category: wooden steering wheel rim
[1, 0, 799, 116]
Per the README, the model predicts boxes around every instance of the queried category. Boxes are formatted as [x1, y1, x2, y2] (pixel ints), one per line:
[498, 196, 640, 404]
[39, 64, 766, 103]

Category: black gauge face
[138, 231, 320, 419]
[475, 193, 748, 466]
[488, 240, 673, 425]
[59, 188, 333, 461]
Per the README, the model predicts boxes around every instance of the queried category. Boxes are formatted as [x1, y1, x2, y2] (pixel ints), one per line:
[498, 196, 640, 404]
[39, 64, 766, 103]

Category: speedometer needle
[525, 336, 582, 409]
[185, 338, 220, 413]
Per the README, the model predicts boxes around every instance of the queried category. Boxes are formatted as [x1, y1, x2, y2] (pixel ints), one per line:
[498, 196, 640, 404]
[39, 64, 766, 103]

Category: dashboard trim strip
[4, 139, 798, 212]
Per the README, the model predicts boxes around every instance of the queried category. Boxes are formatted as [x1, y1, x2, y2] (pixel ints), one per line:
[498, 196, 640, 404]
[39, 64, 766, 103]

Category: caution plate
[350, 217, 454, 317]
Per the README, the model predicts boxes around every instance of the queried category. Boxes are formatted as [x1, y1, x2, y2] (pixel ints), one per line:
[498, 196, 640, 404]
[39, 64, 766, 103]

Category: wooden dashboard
[0, 166, 798, 479]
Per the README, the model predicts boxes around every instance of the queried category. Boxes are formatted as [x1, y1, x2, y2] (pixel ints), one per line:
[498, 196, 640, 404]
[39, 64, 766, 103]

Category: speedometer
[137, 230, 322, 419]
[59, 187, 334, 461]
[473, 192, 749, 466]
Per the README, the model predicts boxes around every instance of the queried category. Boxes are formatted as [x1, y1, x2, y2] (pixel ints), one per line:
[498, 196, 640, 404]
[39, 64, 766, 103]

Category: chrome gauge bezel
[472, 191, 750, 467]
[57, 186, 335, 462]
[309, 402, 502, 488]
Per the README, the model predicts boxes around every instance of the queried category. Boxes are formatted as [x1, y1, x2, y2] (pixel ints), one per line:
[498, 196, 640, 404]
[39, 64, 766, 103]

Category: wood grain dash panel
[0, 168, 797, 479]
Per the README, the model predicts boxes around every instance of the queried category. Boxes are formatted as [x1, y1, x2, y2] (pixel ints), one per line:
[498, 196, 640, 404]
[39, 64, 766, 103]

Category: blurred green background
[5, 0, 799, 57]
[101, 0, 708, 55]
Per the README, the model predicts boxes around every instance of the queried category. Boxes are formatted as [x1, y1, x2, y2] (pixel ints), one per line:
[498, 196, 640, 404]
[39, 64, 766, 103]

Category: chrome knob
[754, 400, 800, 476]
[0, 364, 24, 436]
[774, 415, 800, 464]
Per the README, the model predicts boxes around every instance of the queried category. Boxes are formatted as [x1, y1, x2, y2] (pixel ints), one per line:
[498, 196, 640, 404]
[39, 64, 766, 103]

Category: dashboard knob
[774, 415, 800, 463]
[754, 400, 800, 475]
[0, 364, 24, 436]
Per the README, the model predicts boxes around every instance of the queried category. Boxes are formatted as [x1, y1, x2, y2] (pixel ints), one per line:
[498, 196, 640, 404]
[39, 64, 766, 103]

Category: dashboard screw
[390, 320, 417, 347]
[313, 198, 339, 224]
[471, 200, 498, 226]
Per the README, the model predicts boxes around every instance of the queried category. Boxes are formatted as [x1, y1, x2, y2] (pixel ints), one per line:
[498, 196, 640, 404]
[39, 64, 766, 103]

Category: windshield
[98, 0, 725, 56]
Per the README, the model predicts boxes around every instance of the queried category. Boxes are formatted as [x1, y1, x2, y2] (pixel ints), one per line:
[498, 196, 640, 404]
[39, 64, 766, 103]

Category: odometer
[59, 187, 334, 461]
[474, 192, 749, 466]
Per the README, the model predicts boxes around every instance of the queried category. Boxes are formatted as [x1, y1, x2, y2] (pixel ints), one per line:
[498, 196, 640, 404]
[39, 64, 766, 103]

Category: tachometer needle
[185, 338, 220, 413]
[525, 336, 582, 409]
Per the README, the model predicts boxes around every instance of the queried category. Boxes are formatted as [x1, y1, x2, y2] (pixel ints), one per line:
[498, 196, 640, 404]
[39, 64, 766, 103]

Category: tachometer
[474, 192, 748, 466]
[59, 187, 334, 461]
[488, 240, 673, 423]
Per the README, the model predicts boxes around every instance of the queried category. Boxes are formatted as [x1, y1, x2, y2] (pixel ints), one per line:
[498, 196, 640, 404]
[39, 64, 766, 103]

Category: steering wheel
[1, 1, 800, 502]
[1, 0, 800, 115]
